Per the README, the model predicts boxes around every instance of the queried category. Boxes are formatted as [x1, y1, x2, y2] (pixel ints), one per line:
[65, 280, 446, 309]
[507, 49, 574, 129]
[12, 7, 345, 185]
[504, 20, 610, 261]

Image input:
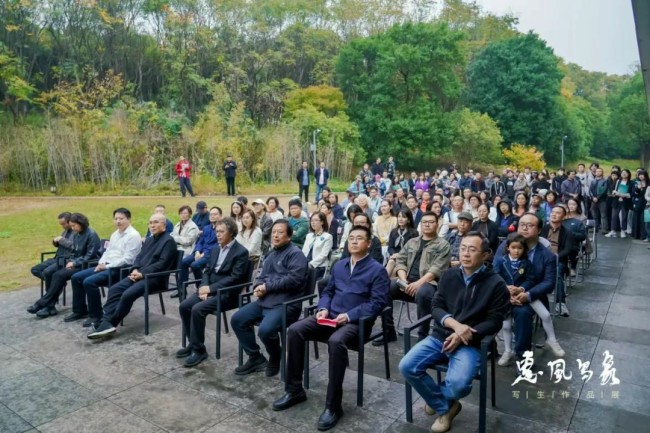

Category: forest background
[1, 0, 648, 195]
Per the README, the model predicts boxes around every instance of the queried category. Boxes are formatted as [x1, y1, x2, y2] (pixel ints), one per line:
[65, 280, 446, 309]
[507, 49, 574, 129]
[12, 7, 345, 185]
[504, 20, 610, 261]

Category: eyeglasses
[519, 223, 536, 229]
[421, 220, 437, 226]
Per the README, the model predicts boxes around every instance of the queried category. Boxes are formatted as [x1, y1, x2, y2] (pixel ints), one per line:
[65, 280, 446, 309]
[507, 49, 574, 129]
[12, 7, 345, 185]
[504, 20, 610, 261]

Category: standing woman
[265, 197, 284, 222]
[631, 170, 648, 240]
[514, 172, 528, 195]
[236, 209, 263, 263]
[414, 174, 429, 194]
[230, 201, 245, 231]
[386, 209, 418, 276]
[302, 212, 333, 280]
[374, 199, 398, 255]
[513, 192, 529, 219]
[398, 173, 409, 192]
[478, 190, 491, 207]
[320, 202, 340, 247]
[172, 205, 199, 258]
[606, 169, 634, 238]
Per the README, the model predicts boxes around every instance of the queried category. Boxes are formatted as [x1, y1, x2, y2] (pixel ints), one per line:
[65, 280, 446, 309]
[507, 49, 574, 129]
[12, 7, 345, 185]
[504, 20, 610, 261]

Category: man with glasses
[87, 213, 178, 339]
[400, 232, 509, 433]
[493, 213, 557, 367]
[376, 211, 451, 345]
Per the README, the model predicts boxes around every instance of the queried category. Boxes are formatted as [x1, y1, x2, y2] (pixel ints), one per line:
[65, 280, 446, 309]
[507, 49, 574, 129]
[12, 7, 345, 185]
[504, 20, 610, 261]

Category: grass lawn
[0, 194, 306, 292]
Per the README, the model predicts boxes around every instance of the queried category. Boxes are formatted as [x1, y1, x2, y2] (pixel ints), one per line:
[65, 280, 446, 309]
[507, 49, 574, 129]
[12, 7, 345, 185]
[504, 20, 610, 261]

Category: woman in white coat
[236, 209, 263, 264]
[302, 211, 333, 281]
[171, 205, 199, 258]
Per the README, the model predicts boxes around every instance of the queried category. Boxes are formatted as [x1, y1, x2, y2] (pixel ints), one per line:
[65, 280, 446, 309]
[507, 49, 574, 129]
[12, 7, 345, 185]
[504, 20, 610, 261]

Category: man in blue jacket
[272, 225, 389, 431]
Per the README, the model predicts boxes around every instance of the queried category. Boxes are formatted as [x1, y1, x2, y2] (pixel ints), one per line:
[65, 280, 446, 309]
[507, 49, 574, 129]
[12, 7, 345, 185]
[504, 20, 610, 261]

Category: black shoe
[36, 306, 58, 319]
[170, 291, 179, 299]
[27, 304, 41, 314]
[87, 321, 116, 339]
[176, 347, 192, 358]
[64, 312, 88, 323]
[372, 331, 397, 347]
[184, 351, 208, 367]
[266, 361, 280, 377]
[272, 390, 307, 411]
[82, 317, 101, 328]
[234, 354, 268, 375]
[317, 408, 344, 431]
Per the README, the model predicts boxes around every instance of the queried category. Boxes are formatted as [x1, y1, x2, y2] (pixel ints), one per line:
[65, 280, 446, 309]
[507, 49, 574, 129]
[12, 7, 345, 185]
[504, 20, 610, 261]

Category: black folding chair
[302, 305, 392, 407]
[38, 251, 67, 303]
[402, 315, 496, 433]
[237, 267, 319, 381]
[142, 250, 185, 335]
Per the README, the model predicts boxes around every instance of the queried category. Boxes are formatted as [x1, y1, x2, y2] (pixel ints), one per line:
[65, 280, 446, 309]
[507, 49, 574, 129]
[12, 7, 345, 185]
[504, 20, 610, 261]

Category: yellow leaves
[502, 144, 546, 171]
[5, 24, 21, 32]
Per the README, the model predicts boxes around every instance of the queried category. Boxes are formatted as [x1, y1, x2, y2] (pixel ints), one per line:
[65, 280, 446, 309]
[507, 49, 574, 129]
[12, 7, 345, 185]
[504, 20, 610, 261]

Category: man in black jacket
[230, 219, 308, 377]
[176, 217, 250, 367]
[30, 212, 75, 291]
[488, 175, 506, 200]
[541, 205, 575, 317]
[87, 213, 178, 339]
[297, 161, 310, 202]
[399, 232, 509, 433]
[223, 154, 237, 196]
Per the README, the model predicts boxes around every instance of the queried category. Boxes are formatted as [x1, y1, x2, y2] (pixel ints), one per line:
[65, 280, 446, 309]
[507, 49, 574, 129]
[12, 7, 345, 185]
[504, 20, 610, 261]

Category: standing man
[175, 156, 195, 198]
[371, 158, 384, 177]
[400, 233, 509, 433]
[314, 161, 329, 202]
[272, 225, 389, 430]
[177, 217, 250, 367]
[31, 212, 75, 291]
[68, 208, 142, 326]
[560, 170, 581, 203]
[230, 220, 308, 376]
[87, 213, 178, 339]
[223, 154, 237, 196]
[297, 161, 310, 203]
[590, 167, 609, 233]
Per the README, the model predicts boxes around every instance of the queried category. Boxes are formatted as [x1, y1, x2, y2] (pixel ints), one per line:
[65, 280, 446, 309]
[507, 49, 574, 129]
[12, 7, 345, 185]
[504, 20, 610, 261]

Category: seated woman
[468, 194, 481, 220]
[230, 201, 245, 232]
[472, 203, 499, 254]
[178, 206, 221, 290]
[513, 192, 528, 219]
[338, 204, 363, 251]
[28, 212, 101, 318]
[236, 209, 263, 264]
[172, 205, 200, 258]
[265, 196, 284, 222]
[564, 197, 589, 274]
[319, 202, 340, 247]
[496, 200, 518, 238]
[542, 190, 560, 223]
[302, 211, 333, 280]
[374, 199, 397, 255]
[385, 209, 419, 276]
[528, 192, 547, 223]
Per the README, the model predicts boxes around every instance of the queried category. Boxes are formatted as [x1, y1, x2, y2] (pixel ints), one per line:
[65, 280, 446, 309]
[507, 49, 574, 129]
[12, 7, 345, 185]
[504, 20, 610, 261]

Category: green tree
[448, 108, 503, 169]
[336, 22, 465, 165]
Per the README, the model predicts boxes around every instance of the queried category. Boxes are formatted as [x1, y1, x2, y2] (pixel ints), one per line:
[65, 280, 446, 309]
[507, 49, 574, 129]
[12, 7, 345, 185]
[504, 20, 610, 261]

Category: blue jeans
[315, 184, 326, 202]
[71, 267, 118, 317]
[179, 255, 209, 290]
[399, 337, 480, 415]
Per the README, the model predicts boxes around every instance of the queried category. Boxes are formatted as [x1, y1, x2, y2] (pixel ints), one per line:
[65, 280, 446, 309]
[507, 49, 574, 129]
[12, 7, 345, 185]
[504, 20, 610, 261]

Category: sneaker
[569, 268, 577, 277]
[424, 403, 436, 416]
[431, 400, 462, 433]
[87, 321, 116, 339]
[604, 231, 616, 238]
[497, 351, 515, 366]
[36, 306, 58, 319]
[559, 302, 570, 317]
[546, 339, 565, 357]
[234, 354, 268, 375]
[642, 238, 650, 243]
[620, 231, 626, 238]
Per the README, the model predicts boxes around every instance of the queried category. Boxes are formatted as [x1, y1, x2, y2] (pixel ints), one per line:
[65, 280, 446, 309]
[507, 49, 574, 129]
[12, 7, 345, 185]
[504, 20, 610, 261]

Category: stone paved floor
[1, 236, 649, 433]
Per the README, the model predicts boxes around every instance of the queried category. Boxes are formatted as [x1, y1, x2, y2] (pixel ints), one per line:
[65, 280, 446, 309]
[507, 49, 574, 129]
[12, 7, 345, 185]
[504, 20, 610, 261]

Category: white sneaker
[620, 231, 626, 238]
[560, 303, 570, 317]
[569, 268, 577, 277]
[498, 351, 514, 366]
[546, 339, 566, 357]
[604, 231, 616, 238]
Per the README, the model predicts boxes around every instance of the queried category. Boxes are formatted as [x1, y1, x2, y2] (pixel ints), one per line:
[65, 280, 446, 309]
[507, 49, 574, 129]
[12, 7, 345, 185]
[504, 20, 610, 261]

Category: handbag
[644, 208, 650, 223]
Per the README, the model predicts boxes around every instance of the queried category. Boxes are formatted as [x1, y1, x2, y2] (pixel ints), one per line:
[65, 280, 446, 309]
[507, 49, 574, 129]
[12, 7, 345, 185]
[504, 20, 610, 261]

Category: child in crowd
[496, 233, 565, 366]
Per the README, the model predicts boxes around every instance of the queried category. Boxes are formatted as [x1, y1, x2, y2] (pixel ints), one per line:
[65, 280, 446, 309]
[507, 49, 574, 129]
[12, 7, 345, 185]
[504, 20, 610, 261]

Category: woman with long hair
[230, 201, 245, 231]
[513, 192, 529, 218]
[302, 212, 333, 280]
[236, 209, 263, 261]
[631, 170, 648, 240]
[374, 199, 397, 250]
[385, 209, 419, 276]
[496, 200, 517, 238]
[606, 169, 634, 238]
[319, 202, 340, 247]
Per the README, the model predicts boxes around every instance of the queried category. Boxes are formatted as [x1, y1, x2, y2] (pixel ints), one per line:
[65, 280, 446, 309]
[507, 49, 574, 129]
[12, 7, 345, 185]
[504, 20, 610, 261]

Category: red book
[317, 318, 338, 327]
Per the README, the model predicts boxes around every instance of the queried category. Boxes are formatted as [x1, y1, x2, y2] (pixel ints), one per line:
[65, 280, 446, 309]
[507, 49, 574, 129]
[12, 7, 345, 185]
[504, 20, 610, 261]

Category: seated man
[178, 206, 222, 289]
[378, 211, 451, 344]
[87, 213, 178, 339]
[230, 219, 308, 377]
[287, 198, 309, 248]
[144, 204, 174, 239]
[31, 212, 75, 291]
[445, 212, 474, 266]
[272, 225, 389, 431]
[67, 208, 142, 327]
[176, 217, 250, 367]
[492, 213, 557, 365]
[399, 232, 509, 433]
[541, 205, 575, 317]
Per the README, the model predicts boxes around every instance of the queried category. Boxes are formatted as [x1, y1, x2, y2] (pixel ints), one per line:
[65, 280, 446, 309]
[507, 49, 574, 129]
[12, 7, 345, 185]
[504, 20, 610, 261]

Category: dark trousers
[179, 292, 238, 354]
[611, 201, 628, 232]
[39, 267, 79, 307]
[231, 301, 296, 362]
[512, 304, 535, 358]
[179, 255, 208, 289]
[384, 279, 436, 339]
[102, 277, 147, 326]
[226, 176, 236, 196]
[285, 316, 369, 410]
[179, 177, 194, 197]
[298, 184, 309, 202]
[31, 258, 61, 290]
[591, 200, 608, 232]
[71, 267, 118, 318]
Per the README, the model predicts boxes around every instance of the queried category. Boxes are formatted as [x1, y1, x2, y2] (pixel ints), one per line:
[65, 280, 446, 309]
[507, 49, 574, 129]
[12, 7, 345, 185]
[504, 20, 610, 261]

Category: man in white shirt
[67, 208, 142, 327]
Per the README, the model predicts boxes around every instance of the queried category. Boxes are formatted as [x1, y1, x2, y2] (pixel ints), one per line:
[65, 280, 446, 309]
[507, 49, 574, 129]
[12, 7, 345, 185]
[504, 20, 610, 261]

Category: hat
[252, 198, 267, 209]
[537, 189, 547, 198]
[458, 211, 474, 222]
[195, 200, 207, 210]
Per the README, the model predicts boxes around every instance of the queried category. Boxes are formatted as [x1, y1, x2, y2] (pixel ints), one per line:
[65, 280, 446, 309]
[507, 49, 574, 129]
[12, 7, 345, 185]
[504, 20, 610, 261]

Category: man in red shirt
[175, 156, 195, 197]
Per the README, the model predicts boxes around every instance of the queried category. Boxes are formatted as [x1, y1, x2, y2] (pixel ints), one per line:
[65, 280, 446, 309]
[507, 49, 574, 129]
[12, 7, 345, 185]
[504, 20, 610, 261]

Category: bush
[502, 144, 546, 171]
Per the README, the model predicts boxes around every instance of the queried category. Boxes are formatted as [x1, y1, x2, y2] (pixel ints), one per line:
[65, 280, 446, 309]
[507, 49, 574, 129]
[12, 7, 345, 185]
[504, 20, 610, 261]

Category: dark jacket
[192, 212, 210, 230]
[431, 266, 510, 348]
[145, 218, 173, 238]
[471, 219, 499, 253]
[387, 227, 419, 256]
[327, 218, 340, 248]
[192, 223, 218, 257]
[341, 236, 384, 264]
[54, 229, 75, 259]
[132, 232, 178, 288]
[590, 177, 608, 202]
[296, 167, 310, 185]
[541, 224, 575, 264]
[70, 228, 101, 268]
[253, 242, 308, 308]
[494, 256, 535, 288]
[223, 160, 237, 177]
[470, 179, 486, 193]
[319, 254, 389, 322]
[489, 181, 506, 199]
[531, 179, 550, 194]
[496, 213, 518, 238]
[314, 168, 330, 186]
[493, 240, 557, 303]
[200, 240, 250, 294]
[371, 162, 384, 176]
